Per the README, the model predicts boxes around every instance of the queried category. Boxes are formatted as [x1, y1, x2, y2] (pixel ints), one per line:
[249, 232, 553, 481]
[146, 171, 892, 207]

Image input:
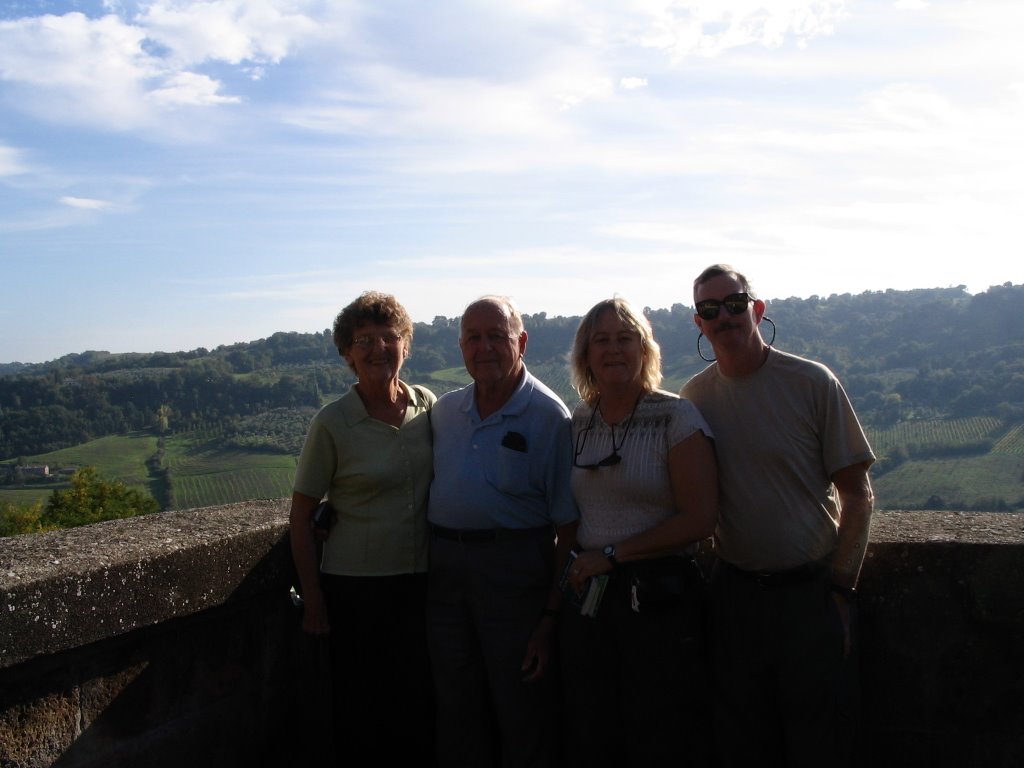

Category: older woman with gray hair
[289, 290, 435, 766]
[560, 297, 718, 767]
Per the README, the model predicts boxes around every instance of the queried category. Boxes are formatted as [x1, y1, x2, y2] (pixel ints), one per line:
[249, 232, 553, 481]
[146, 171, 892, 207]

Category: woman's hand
[301, 592, 331, 636]
[289, 491, 331, 636]
[568, 549, 614, 593]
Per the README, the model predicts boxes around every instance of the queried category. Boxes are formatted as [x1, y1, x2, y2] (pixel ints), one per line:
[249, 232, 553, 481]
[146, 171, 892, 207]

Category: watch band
[602, 544, 618, 568]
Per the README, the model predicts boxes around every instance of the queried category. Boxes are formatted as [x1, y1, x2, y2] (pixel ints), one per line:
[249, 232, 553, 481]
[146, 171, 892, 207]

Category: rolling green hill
[163, 436, 297, 510]
[1, 431, 297, 511]
[4, 394, 1023, 514]
[3, 284, 1024, 516]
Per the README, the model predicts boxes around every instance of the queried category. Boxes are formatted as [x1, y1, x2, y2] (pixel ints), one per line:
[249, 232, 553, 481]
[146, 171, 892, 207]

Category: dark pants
[321, 572, 435, 767]
[427, 530, 557, 768]
[559, 557, 711, 768]
[709, 560, 861, 768]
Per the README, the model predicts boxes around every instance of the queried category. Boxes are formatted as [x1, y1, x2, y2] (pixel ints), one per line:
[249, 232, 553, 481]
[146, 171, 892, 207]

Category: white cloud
[60, 196, 117, 211]
[619, 77, 648, 89]
[0, 2, 324, 132]
[0, 145, 29, 177]
[136, 0, 321, 66]
[0, 1, 862, 138]
[0, 13, 168, 129]
[865, 83, 959, 130]
[557, 77, 615, 110]
[2, 0, 1023, 363]
[147, 71, 240, 106]
[291, 65, 572, 142]
[0, 13, 151, 89]
[622, 0, 849, 59]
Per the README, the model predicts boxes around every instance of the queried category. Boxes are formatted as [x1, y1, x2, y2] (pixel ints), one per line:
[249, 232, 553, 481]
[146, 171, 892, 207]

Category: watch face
[603, 545, 615, 557]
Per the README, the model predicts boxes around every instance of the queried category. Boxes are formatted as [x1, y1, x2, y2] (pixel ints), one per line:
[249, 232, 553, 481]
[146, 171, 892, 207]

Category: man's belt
[430, 524, 552, 543]
[723, 560, 825, 587]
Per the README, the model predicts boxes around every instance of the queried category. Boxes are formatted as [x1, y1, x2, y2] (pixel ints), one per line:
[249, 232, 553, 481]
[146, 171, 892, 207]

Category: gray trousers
[427, 529, 557, 768]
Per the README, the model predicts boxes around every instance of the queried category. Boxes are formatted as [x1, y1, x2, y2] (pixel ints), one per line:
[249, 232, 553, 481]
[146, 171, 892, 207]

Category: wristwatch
[602, 544, 618, 568]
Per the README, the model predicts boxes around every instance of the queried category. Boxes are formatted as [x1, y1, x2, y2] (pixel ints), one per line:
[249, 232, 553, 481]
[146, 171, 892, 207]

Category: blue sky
[1, 0, 1021, 363]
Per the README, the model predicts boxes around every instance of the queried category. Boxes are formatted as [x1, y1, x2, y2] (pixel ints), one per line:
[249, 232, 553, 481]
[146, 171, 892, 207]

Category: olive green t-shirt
[294, 381, 435, 576]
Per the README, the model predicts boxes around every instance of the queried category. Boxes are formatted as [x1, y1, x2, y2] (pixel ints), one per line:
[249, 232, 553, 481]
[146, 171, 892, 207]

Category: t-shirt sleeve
[670, 398, 714, 447]
[821, 376, 875, 478]
[293, 413, 337, 499]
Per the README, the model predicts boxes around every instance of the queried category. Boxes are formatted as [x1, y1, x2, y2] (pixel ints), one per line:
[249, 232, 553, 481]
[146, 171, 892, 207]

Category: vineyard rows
[173, 467, 296, 510]
[994, 425, 1024, 456]
[866, 417, 1003, 455]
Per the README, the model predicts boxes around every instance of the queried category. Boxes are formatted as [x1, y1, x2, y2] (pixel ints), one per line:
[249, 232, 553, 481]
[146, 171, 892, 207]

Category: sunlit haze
[1, 0, 1021, 363]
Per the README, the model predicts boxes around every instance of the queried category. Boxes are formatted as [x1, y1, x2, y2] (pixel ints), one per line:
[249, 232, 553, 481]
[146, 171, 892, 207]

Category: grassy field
[523, 361, 576, 405]
[0, 433, 160, 506]
[3, 406, 1022, 515]
[171, 466, 296, 509]
[864, 416, 1004, 457]
[163, 435, 296, 510]
[27, 432, 159, 483]
[424, 367, 471, 395]
[873, 453, 1024, 510]
[0, 488, 52, 506]
[0, 431, 297, 512]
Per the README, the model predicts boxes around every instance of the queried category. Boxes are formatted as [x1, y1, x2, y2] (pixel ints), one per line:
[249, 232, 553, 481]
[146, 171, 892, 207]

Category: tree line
[1, 283, 1023, 462]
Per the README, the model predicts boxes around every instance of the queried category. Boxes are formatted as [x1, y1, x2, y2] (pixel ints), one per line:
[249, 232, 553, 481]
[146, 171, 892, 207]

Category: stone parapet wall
[1, 508, 1023, 767]
[0, 501, 305, 768]
[858, 511, 1024, 766]
[1, 500, 293, 669]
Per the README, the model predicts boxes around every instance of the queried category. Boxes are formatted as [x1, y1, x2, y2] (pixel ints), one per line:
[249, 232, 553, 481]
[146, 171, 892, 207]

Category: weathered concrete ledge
[857, 511, 1024, 767]
[0, 500, 301, 768]
[0, 508, 1022, 767]
[869, 509, 1024, 545]
[4, 507, 1016, 670]
[0, 499, 292, 669]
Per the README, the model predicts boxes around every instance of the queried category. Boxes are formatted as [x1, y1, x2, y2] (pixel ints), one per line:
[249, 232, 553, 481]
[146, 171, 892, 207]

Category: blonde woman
[560, 298, 718, 768]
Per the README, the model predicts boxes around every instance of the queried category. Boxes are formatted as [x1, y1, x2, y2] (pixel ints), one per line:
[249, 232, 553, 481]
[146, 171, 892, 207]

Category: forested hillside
[2, 283, 1023, 514]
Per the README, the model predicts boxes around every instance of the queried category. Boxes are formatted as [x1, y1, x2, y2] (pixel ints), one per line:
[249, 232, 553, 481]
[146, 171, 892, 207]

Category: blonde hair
[570, 298, 662, 404]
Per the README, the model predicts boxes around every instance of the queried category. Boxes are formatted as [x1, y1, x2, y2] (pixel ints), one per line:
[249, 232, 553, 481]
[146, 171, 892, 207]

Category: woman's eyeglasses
[351, 332, 403, 349]
[695, 293, 752, 321]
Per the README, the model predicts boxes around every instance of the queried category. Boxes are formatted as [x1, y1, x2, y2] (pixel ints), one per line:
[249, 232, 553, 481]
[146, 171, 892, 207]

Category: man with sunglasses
[682, 264, 875, 768]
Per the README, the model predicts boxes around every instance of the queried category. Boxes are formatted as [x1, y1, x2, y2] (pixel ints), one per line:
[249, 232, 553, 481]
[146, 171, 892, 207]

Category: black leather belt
[723, 560, 825, 587]
[430, 524, 551, 543]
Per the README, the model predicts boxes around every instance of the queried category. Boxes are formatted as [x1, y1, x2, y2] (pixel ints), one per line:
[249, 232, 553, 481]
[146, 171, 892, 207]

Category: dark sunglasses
[695, 292, 752, 321]
[573, 436, 622, 470]
[574, 423, 621, 470]
[573, 396, 640, 470]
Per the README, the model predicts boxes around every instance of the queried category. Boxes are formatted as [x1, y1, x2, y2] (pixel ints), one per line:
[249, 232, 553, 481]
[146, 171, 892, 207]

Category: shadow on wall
[2, 538, 330, 768]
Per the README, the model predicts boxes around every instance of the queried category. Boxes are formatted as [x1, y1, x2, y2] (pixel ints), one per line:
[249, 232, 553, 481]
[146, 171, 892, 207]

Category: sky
[1, 0, 1022, 364]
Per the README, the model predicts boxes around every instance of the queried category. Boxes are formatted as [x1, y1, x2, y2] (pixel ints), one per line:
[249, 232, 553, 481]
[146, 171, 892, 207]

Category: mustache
[713, 321, 742, 333]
